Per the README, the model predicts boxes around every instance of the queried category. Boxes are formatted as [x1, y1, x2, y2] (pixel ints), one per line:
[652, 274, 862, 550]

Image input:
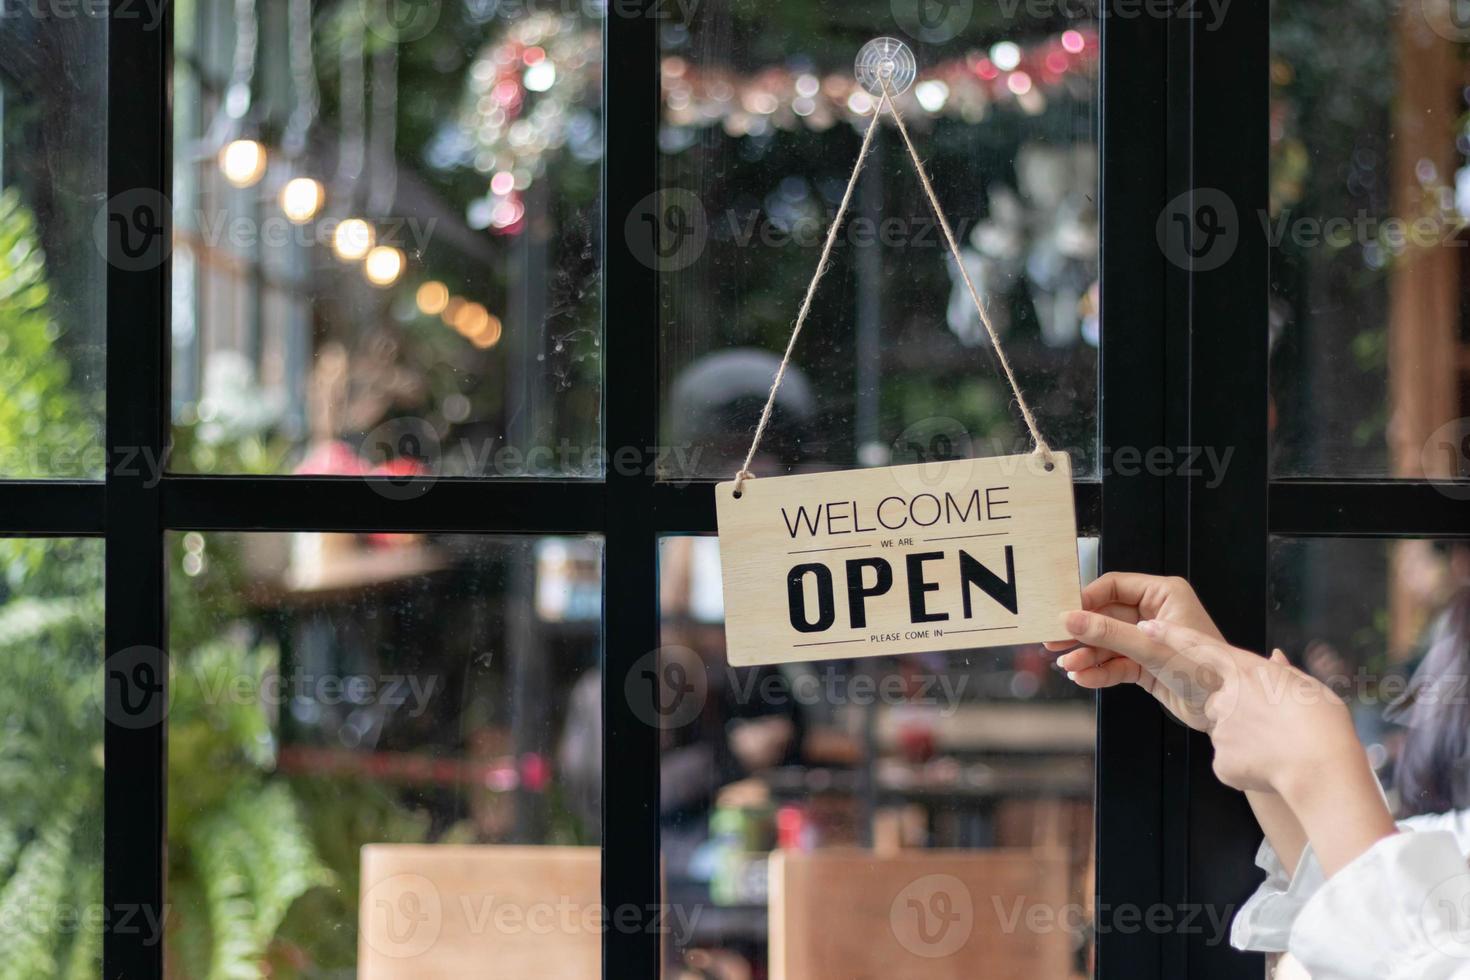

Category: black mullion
[1095, 5, 1169, 979]
[1160, 8, 1193, 979]
[601, 2, 661, 977]
[1185, 0, 1270, 976]
[1270, 480, 1470, 538]
[0, 483, 106, 535]
[104, 0, 170, 975]
[160, 476, 606, 532]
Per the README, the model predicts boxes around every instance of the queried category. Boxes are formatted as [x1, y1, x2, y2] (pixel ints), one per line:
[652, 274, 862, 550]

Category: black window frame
[0, 0, 1461, 977]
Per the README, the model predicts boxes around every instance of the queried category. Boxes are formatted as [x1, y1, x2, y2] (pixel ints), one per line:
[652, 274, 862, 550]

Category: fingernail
[1137, 619, 1158, 636]
[1065, 671, 1079, 683]
[1061, 610, 1087, 635]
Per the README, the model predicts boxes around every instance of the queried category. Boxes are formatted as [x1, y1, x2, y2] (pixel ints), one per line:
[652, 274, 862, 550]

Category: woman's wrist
[1276, 740, 1396, 877]
[1268, 701, 1360, 802]
[1272, 729, 1359, 807]
[1245, 788, 1307, 875]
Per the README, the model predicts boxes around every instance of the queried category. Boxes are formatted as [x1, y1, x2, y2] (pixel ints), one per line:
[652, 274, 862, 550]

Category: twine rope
[733, 71, 1052, 496]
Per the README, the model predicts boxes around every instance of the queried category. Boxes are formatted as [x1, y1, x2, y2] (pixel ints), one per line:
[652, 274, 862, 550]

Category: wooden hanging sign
[715, 453, 1081, 667]
[715, 41, 1078, 667]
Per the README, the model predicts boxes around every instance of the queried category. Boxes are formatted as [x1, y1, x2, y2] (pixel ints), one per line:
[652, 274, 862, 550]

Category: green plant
[0, 582, 105, 980]
[0, 187, 103, 481]
[0, 191, 412, 979]
[0, 183, 110, 979]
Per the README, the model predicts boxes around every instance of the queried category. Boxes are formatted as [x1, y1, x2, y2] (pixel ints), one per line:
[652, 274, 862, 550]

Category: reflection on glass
[0, 21, 106, 477]
[1269, 537, 1470, 814]
[0, 538, 105, 973]
[658, 6, 1099, 481]
[1270, 3, 1470, 478]
[170, 0, 602, 477]
[166, 532, 602, 977]
[659, 536, 1097, 979]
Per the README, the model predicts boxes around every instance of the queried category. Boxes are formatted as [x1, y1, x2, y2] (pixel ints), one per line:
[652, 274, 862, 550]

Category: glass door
[0, 0, 1321, 977]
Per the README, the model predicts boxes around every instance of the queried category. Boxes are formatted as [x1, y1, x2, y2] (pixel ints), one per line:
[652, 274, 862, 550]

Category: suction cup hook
[855, 37, 916, 98]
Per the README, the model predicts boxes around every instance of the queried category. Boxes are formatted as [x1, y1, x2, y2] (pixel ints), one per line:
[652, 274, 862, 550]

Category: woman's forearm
[1278, 744, 1397, 877]
[1246, 788, 1308, 875]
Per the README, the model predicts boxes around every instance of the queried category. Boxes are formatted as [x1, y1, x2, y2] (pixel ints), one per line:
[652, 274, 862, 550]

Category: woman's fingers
[1088, 602, 1141, 625]
[1056, 646, 1112, 673]
[1058, 609, 1178, 671]
[1135, 618, 1221, 660]
[1079, 572, 1168, 613]
[1065, 655, 1142, 689]
[1134, 618, 1241, 710]
[1044, 602, 1140, 652]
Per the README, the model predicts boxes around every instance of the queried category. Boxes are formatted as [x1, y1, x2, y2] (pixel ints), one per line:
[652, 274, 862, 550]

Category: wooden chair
[358, 844, 600, 978]
[769, 848, 1071, 980]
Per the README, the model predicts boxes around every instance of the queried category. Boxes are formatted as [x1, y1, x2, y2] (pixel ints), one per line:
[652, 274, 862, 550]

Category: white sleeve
[1285, 830, 1470, 979]
[1230, 808, 1470, 955]
[1230, 838, 1328, 952]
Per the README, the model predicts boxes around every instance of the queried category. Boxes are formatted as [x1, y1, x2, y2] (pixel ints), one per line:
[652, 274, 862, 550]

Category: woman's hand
[1131, 620, 1360, 795]
[1045, 571, 1223, 645]
[1046, 575, 1352, 875]
[1112, 618, 1396, 875]
[1056, 606, 1358, 792]
[1044, 572, 1227, 731]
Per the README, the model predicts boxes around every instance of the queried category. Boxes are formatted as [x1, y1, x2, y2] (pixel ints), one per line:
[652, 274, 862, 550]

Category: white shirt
[1232, 809, 1470, 978]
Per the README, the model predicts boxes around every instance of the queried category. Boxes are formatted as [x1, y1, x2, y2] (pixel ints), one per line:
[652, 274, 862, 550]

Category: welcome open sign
[715, 453, 1081, 667]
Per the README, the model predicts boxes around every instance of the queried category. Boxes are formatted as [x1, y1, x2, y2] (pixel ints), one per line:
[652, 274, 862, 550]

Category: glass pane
[1269, 537, 1470, 814]
[656, 6, 1100, 482]
[170, 0, 602, 477]
[0, 537, 105, 973]
[166, 532, 602, 976]
[659, 535, 1098, 978]
[0, 19, 106, 478]
[1270, 3, 1470, 478]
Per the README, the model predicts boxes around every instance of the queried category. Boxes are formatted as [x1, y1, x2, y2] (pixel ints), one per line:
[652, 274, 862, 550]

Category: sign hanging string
[733, 74, 1054, 497]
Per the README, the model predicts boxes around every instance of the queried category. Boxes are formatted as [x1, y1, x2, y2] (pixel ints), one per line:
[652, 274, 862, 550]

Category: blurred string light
[452, 301, 491, 337]
[438, 22, 1089, 246]
[657, 27, 1097, 134]
[415, 280, 450, 316]
[199, 10, 583, 344]
[333, 218, 375, 261]
[451, 302, 504, 349]
[280, 176, 326, 223]
[428, 290, 503, 349]
[182, 532, 207, 577]
[446, 13, 601, 236]
[208, 0, 267, 186]
[989, 41, 1022, 72]
[914, 79, 949, 113]
[220, 138, 268, 188]
[363, 245, 405, 286]
[274, 0, 326, 221]
[441, 296, 465, 325]
[524, 59, 557, 92]
[195, 0, 458, 314]
[470, 314, 503, 349]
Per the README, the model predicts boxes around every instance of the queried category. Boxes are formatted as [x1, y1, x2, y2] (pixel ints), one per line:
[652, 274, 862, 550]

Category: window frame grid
[0, 1, 1452, 977]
